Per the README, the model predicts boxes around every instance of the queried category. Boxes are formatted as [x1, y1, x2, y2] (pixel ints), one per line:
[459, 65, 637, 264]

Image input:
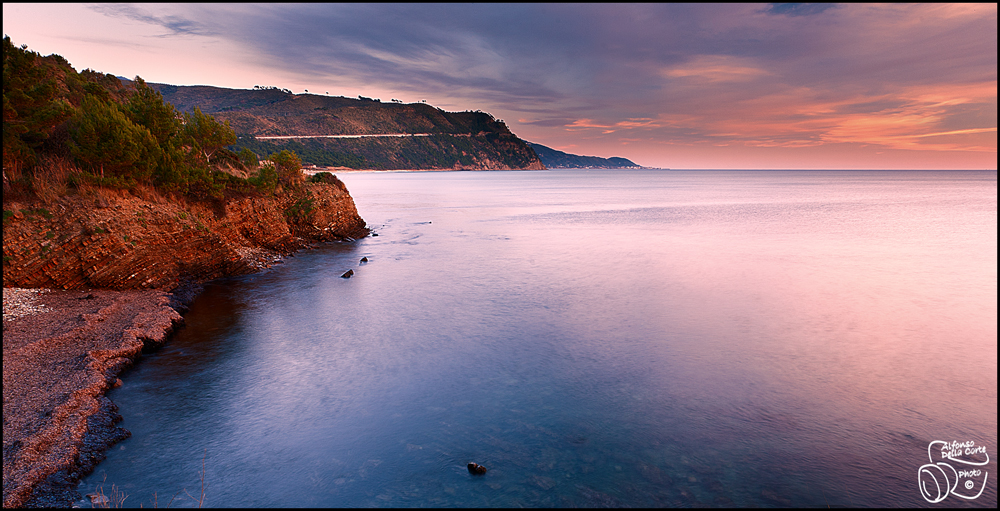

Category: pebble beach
[2, 287, 184, 507]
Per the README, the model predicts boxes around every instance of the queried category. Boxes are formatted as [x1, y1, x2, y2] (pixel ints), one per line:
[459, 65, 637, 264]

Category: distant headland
[526, 142, 642, 169]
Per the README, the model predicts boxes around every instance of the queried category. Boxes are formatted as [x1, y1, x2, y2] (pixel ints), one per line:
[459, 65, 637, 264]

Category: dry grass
[82, 183, 127, 209]
[131, 184, 170, 204]
[217, 163, 250, 179]
[89, 451, 209, 509]
[4, 162, 27, 191]
[181, 450, 209, 508]
[30, 155, 77, 203]
[88, 474, 127, 508]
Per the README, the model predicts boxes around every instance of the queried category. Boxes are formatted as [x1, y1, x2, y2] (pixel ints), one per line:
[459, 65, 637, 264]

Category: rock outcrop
[3, 182, 369, 290]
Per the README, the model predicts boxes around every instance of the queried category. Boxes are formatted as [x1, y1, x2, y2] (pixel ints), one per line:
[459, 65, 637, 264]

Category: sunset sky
[3, 3, 996, 169]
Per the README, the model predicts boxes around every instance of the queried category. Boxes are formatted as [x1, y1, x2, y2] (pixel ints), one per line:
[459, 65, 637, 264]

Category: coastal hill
[526, 142, 642, 169]
[2, 37, 369, 293]
[146, 82, 545, 171]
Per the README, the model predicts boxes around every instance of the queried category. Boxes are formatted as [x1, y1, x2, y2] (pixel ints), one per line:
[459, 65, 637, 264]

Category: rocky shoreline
[3, 177, 370, 507]
[2, 287, 188, 508]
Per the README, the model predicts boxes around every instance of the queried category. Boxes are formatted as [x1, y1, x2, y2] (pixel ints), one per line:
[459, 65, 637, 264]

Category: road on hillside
[254, 133, 477, 139]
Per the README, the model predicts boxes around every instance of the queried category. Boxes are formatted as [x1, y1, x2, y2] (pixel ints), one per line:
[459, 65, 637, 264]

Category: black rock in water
[467, 462, 487, 475]
[341, 269, 354, 278]
[360, 257, 369, 263]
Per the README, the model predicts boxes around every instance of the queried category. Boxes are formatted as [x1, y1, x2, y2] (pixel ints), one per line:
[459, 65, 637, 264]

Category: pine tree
[69, 95, 160, 183]
[3, 36, 74, 174]
[183, 107, 236, 163]
[269, 149, 304, 185]
[123, 77, 189, 188]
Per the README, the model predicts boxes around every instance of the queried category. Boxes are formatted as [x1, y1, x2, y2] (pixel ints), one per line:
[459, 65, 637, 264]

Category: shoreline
[3, 157, 370, 505]
[2, 286, 195, 508]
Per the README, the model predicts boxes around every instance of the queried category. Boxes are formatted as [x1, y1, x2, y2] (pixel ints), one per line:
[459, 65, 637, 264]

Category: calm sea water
[81, 170, 996, 507]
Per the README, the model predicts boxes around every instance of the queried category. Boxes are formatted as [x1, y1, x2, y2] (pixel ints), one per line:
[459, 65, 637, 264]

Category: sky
[3, 3, 997, 169]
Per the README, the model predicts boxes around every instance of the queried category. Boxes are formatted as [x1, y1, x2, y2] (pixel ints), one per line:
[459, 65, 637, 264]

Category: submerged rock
[360, 256, 369, 263]
[341, 269, 354, 278]
[467, 462, 487, 475]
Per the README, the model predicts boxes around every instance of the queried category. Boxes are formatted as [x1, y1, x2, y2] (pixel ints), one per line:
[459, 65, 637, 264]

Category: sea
[80, 169, 997, 507]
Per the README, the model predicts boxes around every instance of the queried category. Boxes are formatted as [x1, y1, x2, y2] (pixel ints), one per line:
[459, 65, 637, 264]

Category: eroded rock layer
[3, 182, 369, 290]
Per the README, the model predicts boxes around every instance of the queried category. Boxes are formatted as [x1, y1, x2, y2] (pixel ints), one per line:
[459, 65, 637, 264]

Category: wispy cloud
[662, 56, 771, 83]
[87, 4, 210, 37]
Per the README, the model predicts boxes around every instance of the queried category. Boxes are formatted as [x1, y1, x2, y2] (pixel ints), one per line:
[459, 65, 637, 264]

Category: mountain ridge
[145, 83, 545, 171]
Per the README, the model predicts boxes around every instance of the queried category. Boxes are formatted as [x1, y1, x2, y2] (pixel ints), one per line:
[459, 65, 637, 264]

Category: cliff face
[3, 182, 369, 290]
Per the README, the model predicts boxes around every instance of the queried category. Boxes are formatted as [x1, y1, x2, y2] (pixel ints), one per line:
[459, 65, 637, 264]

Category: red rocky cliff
[3, 182, 369, 290]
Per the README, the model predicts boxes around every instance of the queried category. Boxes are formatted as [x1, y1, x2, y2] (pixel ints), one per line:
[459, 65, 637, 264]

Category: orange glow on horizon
[530, 78, 997, 158]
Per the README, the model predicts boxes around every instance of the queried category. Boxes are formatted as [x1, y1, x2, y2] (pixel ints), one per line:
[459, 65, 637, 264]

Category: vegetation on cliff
[3, 38, 368, 290]
[3, 36, 313, 201]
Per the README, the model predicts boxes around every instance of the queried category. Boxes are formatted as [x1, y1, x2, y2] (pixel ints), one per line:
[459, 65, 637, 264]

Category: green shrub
[26, 208, 54, 219]
[284, 195, 315, 221]
[248, 162, 279, 194]
[238, 147, 259, 170]
[71, 171, 137, 190]
[308, 172, 335, 184]
[268, 149, 304, 186]
[309, 172, 348, 192]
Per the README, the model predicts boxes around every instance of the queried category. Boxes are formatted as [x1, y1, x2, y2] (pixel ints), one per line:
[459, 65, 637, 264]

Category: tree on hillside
[268, 149, 304, 186]
[238, 147, 259, 170]
[183, 107, 236, 163]
[249, 159, 279, 193]
[69, 95, 160, 183]
[3, 36, 75, 175]
[122, 77, 195, 187]
[125, 77, 181, 147]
